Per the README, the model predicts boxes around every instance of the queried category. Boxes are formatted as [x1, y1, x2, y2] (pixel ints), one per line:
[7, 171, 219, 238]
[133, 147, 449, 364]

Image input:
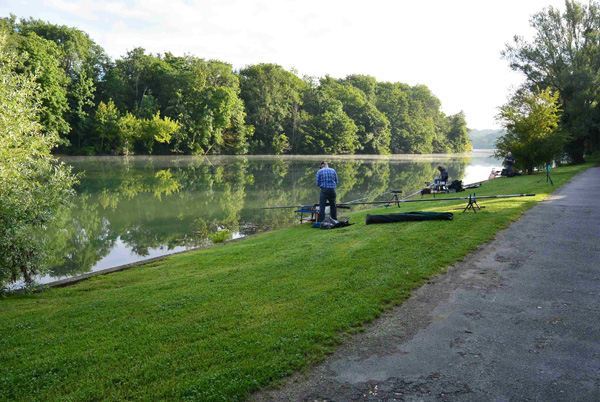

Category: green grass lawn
[0, 164, 591, 401]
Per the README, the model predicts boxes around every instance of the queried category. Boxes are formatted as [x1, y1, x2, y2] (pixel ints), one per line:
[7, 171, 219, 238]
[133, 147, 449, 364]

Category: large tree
[0, 20, 71, 139]
[2, 16, 111, 151]
[495, 88, 568, 174]
[322, 76, 391, 154]
[297, 87, 359, 154]
[375, 82, 411, 153]
[239, 63, 306, 154]
[165, 56, 251, 154]
[502, 0, 600, 162]
[445, 111, 472, 153]
[0, 37, 77, 286]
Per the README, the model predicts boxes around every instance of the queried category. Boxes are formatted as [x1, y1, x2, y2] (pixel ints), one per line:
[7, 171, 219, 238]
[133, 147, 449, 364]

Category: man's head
[507, 152, 512, 156]
[320, 162, 328, 169]
[437, 165, 443, 171]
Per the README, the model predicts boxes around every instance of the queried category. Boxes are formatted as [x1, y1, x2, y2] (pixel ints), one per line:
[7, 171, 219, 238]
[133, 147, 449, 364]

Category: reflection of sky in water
[16, 233, 244, 287]
[23, 151, 501, 288]
[30, 239, 188, 285]
[462, 149, 503, 184]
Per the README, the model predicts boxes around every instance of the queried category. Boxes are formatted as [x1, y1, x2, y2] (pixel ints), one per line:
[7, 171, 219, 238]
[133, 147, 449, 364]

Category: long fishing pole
[405, 193, 535, 202]
[342, 190, 393, 205]
[399, 193, 536, 202]
[261, 203, 351, 210]
[402, 184, 432, 200]
[339, 186, 426, 207]
[338, 193, 535, 207]
[260, 205, 307, 210]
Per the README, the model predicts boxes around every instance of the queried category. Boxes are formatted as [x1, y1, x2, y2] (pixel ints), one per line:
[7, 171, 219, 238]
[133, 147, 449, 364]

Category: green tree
[169, 57, 251, 154]
[138, 112, 180, 154]
[109, 47, 156, 116]
[0, 24, 71, 139]
[298, 88, 359, 154]
[502, 0, 600, 162]
[375, 82, 447, 154]
[0, 37, 77, 286]
[117, 112, 142, 156]
[494, 88, 568, 174]
[70, 69, 96, 151]
[4, 16, 111, 151]
[16, 17, 110, 82]
[375, 82, 411, 153]
[239, 63, 306, 154]
[406, 85, 441, 154]
[94, 100, 121, 153]
[446, 111, 472, 153]
[321, 77, 391, 154]
[342, 74, 378, 103]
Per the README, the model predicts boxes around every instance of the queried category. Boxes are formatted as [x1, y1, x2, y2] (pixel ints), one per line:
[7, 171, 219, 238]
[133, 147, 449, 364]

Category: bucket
[317, 206, 330, 221]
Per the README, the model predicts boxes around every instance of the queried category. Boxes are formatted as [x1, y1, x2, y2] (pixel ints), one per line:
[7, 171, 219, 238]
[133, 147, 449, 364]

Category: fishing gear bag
[366, 211, 454, 225]
[448, 180, 464, 192]
[319, 216, 353, 229]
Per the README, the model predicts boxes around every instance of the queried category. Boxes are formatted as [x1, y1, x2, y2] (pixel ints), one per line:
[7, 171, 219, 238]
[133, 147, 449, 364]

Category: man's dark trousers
[319, 188, 337, 222]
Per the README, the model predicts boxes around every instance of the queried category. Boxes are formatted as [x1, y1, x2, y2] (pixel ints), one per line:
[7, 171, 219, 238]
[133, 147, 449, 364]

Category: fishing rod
[340, 189, 405, 208]
[341, 190, 393, 205]
[404, 187, 427, 199]
[335, 185, 433, 208]
[261, 205, 307, 210]
[262, 189, 405, 210]
[338, 185, 439, 208]
[262, 188, 529, 211]
[261, 203, 351, 210]
[338, 193, 535, 208]
[402, 193, 536, 202]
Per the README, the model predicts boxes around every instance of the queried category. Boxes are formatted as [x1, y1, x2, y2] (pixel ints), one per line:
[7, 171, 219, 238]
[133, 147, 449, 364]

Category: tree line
[0, 15, 471, 157]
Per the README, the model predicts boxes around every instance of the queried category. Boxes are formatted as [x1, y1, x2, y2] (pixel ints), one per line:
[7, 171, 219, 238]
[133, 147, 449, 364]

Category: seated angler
[434, 165, 449, 189]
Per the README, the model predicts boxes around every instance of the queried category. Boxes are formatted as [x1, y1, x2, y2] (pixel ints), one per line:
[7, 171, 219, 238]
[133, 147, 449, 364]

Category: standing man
[316, 161, 338, 222]
[504, 152, 515, 176]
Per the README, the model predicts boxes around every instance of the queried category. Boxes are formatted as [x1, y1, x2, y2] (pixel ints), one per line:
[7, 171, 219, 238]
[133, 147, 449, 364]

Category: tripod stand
[384, 190, 402, 208]
[463, 193, 482, 213]
[537, 165, 553, 185]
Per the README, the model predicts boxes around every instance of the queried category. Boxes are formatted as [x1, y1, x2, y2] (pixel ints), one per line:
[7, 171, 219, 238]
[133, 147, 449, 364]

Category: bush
[0, 37, 77, 285]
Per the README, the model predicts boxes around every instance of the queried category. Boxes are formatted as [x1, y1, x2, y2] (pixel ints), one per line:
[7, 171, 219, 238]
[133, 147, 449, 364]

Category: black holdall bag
[366, 211, 454, 225]
[448, 180, 464, 192]
[320, 216, 353, 229]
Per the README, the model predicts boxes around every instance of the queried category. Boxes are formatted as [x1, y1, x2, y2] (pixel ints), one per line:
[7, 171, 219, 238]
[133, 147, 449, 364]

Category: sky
[0, 0, 569, 130]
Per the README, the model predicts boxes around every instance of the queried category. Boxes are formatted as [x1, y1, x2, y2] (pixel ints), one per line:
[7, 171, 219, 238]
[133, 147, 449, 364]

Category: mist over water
[23, 151, 500, 286]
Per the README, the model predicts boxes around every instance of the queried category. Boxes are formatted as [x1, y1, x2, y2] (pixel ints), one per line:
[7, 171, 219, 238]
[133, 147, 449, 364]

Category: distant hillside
[469, 129, 504, 149]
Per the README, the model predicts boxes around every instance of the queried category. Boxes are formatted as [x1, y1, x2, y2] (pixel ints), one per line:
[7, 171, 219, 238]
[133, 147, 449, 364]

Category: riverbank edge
[25, 229, 276, 292]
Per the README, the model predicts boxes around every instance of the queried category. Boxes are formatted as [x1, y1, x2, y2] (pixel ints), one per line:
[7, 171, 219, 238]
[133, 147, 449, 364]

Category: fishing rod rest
[463, 193, 482, 213]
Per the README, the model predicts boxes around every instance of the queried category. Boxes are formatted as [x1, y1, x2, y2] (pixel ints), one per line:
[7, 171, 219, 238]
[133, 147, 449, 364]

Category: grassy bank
[0, 164, 591, 401]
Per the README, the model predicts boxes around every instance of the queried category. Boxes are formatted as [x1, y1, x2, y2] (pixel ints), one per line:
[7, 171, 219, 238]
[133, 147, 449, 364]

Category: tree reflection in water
[31, 154, 482, 284]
